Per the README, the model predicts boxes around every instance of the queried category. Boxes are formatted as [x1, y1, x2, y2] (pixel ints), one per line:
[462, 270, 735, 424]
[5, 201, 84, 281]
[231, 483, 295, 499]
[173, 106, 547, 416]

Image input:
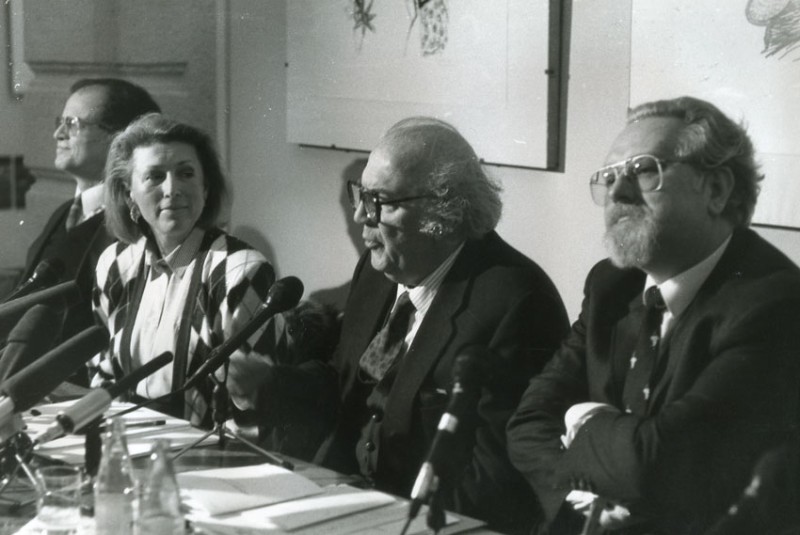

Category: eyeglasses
[346, 180, 432, 224]
[589, 154, 681, 206]
[54, 116, 109, 136]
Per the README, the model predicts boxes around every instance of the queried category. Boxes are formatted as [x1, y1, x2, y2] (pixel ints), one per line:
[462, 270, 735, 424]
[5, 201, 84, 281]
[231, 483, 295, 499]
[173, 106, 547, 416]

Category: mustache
[605, 204, 647, 226]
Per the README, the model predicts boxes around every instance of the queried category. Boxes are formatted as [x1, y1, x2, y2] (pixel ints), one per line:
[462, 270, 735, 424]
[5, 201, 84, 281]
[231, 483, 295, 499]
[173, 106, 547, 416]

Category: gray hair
[378, 117, 502, 240]
[628, 96, 761, 227]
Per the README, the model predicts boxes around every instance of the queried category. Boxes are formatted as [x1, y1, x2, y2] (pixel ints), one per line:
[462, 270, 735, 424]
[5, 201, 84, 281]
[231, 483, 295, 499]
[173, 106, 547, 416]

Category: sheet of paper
[178, 463, 322, 516]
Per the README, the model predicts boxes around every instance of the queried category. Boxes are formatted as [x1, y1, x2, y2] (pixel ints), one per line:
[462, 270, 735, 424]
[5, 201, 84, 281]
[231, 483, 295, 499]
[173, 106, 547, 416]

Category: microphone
[2, 259, 65, 303]
[0, 281, 83, 324]
[0, 305, 62, 383]
[33, 352, 174, 445]
[0, 326, 108, 433]
[408, 347, 487, 520]
[181, 276, 304, 391]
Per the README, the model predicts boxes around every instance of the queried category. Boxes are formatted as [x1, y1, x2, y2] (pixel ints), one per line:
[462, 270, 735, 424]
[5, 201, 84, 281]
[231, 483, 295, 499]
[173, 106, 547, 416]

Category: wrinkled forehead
[604, 116, 685, 165]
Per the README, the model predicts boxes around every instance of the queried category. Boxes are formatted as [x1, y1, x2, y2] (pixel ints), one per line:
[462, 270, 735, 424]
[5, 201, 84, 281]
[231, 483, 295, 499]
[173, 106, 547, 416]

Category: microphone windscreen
[266, 276, 304, 312]
[0, 305, 62, 383]
[0, 281, 83, 324]
[0, 325, 107, 412]
[107, 351, 173, 398]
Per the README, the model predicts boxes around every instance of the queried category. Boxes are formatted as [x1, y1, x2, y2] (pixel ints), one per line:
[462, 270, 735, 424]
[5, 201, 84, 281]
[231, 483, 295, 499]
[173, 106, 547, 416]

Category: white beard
[603, 205, 660, 269]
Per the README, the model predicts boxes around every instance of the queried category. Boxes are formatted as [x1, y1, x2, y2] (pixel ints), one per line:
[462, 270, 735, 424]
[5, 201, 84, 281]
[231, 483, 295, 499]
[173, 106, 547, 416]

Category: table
[1, 407, 498, 535]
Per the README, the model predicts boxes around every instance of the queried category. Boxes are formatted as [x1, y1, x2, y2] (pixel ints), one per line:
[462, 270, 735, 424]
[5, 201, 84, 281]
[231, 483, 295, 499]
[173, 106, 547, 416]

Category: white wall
[226, 0, 800, 321]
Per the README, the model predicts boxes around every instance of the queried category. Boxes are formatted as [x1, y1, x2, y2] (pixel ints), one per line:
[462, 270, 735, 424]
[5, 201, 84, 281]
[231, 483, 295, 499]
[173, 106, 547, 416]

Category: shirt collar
[396, 242, 465, 314]
[645, 234, 732, 318]
[75, 182, 105, 218]
[144, 227, 205, 277]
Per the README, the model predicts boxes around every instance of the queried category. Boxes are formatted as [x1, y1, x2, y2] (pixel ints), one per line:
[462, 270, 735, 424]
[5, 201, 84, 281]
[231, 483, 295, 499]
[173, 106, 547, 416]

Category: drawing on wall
[349, 0, 450, 56]
[631, 0, 800, 229]
[409, 0, 450, 56]
[746, 0, 800, 59]
[350, 0, 376, 47]
[289, 0, 559, 170]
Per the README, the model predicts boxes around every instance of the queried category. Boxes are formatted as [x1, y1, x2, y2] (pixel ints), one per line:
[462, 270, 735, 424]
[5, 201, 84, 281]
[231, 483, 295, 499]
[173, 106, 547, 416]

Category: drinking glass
[34, 465, 82, 534]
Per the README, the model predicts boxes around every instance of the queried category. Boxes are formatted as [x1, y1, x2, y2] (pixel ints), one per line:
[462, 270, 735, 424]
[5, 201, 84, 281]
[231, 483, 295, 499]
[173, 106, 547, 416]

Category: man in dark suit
[506, 96, 800, 535]
[258, 117, 569, 534]
[16, 79, 159, 383]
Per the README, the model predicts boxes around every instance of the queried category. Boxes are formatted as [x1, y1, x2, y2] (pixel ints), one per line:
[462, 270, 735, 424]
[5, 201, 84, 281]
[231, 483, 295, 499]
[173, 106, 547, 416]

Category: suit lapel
[648, 230, 747, 408]
[23, 199, 72, 279]
[383, 243, 473, 436]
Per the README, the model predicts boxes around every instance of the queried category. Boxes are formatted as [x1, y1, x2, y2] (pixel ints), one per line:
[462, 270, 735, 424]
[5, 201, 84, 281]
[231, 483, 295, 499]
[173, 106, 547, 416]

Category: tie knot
[644, 286, 666, 311]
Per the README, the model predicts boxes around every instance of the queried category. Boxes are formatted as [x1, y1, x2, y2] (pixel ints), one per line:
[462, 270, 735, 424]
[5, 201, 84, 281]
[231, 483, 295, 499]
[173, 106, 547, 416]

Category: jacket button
[371, 411, 383, 422]
[365, 441, 376, 452]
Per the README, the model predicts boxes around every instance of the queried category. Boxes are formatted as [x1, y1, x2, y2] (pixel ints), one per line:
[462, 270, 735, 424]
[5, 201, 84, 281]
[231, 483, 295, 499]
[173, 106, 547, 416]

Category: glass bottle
[94, 417, 136, 535]
[136, 439, 183, 535]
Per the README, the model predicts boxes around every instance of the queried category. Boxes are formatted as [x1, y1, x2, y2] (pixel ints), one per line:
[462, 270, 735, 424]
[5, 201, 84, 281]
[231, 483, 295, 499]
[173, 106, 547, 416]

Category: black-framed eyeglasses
[54, 116, 110, 136]
[346, 180, 432, 224]
[589, 154, 681, 206]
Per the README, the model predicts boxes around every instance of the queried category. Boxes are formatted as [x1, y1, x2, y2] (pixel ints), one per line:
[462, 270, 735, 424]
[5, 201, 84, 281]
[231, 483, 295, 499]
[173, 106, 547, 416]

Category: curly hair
[378, 117, 502, 240]
[628, 96, 762, 227]
[104, 113, 229, 243]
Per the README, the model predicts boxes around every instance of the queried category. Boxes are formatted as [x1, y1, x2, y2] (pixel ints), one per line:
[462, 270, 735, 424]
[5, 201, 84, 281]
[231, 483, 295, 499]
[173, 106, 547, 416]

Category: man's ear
[706, 167, 735, 217]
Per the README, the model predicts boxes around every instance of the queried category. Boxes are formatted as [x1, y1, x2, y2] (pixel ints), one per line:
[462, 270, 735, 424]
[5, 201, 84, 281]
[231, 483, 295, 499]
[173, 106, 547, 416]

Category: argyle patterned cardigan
[92, 228, 287, 426]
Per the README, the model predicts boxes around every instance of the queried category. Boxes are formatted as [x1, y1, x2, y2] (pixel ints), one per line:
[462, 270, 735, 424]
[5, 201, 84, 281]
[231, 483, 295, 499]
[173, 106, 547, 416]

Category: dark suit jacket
[19, 199, 113, 383]
[507, 228, 800, 535]
[302, 231, 568, 533]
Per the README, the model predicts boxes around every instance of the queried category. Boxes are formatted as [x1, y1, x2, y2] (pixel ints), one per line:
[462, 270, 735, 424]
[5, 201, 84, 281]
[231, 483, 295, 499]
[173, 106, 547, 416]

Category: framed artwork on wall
[630, 0, 800, 229]
[287, 0, 566, 170]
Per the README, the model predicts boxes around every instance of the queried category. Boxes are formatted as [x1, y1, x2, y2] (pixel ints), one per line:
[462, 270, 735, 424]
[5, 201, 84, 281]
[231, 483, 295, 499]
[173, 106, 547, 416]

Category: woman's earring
[129, 203, 141, 223]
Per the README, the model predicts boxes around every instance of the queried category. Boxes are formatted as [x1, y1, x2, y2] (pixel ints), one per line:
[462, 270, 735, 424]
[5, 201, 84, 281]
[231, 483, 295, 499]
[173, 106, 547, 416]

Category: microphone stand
[0, 428, 38, 509]
[171, 361, 293, 470]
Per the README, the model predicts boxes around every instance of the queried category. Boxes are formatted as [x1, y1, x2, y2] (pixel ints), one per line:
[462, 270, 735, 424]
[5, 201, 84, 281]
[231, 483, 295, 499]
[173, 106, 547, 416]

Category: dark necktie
[358, 292, 415, 381]
[65, 195, 83, 230]
[622, 286, 667, 415]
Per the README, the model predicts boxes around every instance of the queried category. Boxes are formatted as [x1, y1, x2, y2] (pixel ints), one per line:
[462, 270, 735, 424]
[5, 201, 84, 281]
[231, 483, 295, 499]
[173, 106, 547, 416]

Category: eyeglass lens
[590, 155, 663, 206]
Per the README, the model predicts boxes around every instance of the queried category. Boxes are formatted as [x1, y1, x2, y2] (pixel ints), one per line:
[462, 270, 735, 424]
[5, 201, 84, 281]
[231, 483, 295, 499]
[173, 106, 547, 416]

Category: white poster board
[287, 0, 557, 169]
[630, 0, 800, 228]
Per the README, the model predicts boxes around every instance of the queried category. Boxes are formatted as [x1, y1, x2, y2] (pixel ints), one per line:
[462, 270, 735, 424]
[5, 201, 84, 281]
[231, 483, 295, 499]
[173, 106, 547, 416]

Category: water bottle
[94, 417, 136, 535]
[136, 439, 184, 535]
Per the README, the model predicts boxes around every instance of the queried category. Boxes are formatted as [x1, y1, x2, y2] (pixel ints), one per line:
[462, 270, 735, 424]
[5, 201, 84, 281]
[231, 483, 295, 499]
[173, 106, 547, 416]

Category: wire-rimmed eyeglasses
[346, 181, 433, 224]
[589, 154, 680, 206]
[54, 116, 110, 137]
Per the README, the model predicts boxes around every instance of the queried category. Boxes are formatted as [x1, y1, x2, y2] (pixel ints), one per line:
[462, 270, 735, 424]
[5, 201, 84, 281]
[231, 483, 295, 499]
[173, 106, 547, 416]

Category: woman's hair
[104, 113, 229, 243]
[379, 117, 502, 240]
[628, 96, 762, 227]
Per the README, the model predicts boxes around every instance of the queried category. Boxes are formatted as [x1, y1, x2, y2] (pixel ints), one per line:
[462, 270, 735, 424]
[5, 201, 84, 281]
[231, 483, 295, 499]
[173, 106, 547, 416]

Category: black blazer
[507, 228, 800, 534]
[314, 231, 570, 533]
[19, 200, 113, 383]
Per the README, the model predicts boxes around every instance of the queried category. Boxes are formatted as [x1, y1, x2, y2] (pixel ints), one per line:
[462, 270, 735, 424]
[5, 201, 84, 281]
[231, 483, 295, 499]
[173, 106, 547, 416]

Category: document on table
[178, 463, 323, 516]
[187, 483, 484, 535]
[24, 400, 215, 464]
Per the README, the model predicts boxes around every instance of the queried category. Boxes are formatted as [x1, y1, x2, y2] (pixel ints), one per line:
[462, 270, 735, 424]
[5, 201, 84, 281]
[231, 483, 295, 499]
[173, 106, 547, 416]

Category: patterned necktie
[359, 292, 415, 381]
[65, 195, 83, 230]
[622, 286, 667, 415]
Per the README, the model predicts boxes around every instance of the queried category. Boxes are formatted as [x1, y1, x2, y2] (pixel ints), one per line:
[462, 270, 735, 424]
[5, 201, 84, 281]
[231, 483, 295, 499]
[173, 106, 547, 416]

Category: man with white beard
[507, 96, 800, 535]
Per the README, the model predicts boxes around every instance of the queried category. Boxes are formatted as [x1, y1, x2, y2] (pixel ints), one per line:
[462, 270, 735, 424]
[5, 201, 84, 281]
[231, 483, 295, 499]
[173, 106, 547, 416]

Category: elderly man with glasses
[258, 116, 569, 534]
[13, 79, 159, 383]
[507, 96, 800, 535]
